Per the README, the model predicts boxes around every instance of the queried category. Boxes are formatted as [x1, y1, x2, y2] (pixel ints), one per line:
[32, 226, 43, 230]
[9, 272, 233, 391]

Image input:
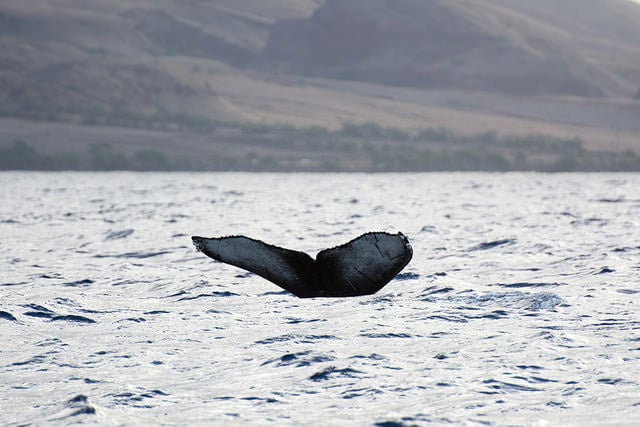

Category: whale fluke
[191, 232, 413, 298]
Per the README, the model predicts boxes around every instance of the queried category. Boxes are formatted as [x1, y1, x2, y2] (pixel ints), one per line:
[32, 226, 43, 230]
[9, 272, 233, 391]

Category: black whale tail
[192, 235, 318, 297]
[191, 232, 413, 298]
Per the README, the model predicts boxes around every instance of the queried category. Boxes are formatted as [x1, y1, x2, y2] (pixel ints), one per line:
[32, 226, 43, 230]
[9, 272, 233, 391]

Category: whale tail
[192, 235, 318, 297]
[316, 232, 413, 296]
[191, 232, 413, 298]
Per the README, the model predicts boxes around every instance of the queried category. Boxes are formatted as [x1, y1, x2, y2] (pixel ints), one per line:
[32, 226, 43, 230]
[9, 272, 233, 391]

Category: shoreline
[1, 117, 639, 172]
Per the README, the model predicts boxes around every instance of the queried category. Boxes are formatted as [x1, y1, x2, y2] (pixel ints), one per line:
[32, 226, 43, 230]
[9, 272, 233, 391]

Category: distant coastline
[1, 115, 638, 172]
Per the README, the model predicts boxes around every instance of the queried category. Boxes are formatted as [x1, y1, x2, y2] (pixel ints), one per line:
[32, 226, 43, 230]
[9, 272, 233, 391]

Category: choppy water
[1, 172, 639, 426]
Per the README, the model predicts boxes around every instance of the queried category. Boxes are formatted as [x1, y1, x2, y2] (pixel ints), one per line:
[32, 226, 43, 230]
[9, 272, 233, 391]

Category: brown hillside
[264, 0, 640, 97]
[1, 0, 639, 166]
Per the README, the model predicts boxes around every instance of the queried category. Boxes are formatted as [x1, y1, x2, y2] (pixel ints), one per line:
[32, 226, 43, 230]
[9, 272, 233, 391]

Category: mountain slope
[1, 0, 640, 166]
[263, 0, 640, 97]
[0, 0, 320, 119]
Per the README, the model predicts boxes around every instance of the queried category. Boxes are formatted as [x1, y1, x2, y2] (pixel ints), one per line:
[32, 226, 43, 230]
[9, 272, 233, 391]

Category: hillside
[1, 0, 640, 170]
[0, 0, 320, 120]
[264, 0, 640, 97]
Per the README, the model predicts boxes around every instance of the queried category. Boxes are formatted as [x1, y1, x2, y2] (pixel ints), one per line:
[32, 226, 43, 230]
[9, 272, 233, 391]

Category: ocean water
[1, 172, 639, 426]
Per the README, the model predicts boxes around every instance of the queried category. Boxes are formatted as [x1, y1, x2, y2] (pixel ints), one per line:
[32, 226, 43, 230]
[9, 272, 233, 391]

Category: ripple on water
[480, 379, 542, 394]
[104, 229, 134, 240]
[62, 279, 95, 287]
[419, 286, 454, 298]
[450, 291, 565, 311]
[255, 334, 339, 345]
[177, 291, 239, 301]
[93, 250, 171, 259]
[64, 395, 97, 416]
[12, 355, 47, 367]
[48, 395, 98, 422]
[492, 282, 567, 289]
[341, 387, 383, 399]
[360, 332, 414, 339]
[108, 389, 169, 408]
[22, 303, 55, 319]
[468, 239, 516, 251]
[285, 317, 325, 324]
[19, 303, 97, 324]
[0, 311, 18, 322]
[261, 351, 335, 368]
[309, 366, 364, 382]
[395, 272, 421, 281]
[50, 315, 96, 324]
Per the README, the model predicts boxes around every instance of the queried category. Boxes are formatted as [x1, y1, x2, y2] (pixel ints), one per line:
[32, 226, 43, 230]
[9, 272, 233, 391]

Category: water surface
[1, 172, 639, 425]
